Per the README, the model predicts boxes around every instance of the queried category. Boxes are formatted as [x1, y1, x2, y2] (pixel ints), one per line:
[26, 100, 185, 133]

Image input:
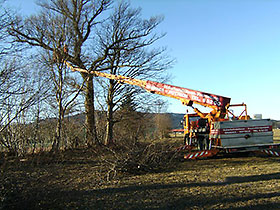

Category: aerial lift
[65, 62, 280, 159]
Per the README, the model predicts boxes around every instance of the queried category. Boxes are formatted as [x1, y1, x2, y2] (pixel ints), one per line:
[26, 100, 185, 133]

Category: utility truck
[65, 62, 280, 159]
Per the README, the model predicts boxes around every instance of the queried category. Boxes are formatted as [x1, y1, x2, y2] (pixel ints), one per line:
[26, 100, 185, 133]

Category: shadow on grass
[159, 192, 280, 210]
[2, 172, 280, 209]
[224, 172, 280, 184]
[87, 172, 280, 194]
[17, 183, 280, 209]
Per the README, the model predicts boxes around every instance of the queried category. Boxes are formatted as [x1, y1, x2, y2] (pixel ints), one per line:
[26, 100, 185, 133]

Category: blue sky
[130, 0, 280, 120]
[7, 0, 280, 120]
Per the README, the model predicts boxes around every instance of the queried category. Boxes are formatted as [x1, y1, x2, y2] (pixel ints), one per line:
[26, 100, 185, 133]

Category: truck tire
[205, 137, 211, 150]
[197, 135, 205, 151]
[184, 135, 190, 145]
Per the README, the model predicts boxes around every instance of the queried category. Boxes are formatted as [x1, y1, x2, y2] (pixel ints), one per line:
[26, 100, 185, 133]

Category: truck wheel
[204, 138, 210, 150]
[184, 135, 190, 145]
[197, 136, 205, 151]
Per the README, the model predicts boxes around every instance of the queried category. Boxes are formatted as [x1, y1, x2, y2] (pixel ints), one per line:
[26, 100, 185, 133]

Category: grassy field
[1, 135, 280, 209]
[273, 129, 280, 143]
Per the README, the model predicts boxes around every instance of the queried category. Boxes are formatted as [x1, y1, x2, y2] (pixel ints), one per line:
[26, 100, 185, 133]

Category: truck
[65, 61, 280, 159]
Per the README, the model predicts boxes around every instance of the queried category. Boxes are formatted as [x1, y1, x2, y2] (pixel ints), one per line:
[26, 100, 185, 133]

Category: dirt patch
[1, 149, 280, 209]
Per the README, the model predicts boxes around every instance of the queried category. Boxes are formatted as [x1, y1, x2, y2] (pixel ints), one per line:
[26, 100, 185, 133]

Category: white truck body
[210, 119, 273, 148]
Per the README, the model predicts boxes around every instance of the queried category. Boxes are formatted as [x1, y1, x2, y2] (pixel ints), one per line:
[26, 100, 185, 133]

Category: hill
[67, 112, 185, 130]
[167, 113, 185, 129]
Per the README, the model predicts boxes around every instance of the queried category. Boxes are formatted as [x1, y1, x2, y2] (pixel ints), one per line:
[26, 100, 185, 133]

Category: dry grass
[273, 129, 280, 143]
[1, 137, 280, 209]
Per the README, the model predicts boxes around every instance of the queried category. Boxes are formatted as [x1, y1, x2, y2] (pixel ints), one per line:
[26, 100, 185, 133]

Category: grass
[273, 129, 280, 143]
[1, 136, 280, 209]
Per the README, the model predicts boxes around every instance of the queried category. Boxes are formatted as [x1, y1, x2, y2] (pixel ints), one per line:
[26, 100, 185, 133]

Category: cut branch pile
[96, 141, 179, 181]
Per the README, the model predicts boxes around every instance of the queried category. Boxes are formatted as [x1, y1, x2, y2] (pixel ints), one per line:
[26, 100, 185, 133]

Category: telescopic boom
[65, 62, 231, 120]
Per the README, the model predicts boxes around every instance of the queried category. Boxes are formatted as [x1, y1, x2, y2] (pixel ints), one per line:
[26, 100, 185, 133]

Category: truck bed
[210, 119, 273, 148]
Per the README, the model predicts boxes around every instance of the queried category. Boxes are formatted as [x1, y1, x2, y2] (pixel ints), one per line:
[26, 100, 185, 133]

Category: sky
[6, 0, 280, 120]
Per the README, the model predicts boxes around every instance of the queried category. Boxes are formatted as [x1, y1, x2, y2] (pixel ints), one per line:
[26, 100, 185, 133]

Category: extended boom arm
[65, 62, 231, 120]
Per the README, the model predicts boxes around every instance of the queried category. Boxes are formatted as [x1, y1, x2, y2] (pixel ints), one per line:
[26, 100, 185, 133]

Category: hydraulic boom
[65, 62, 231, 121]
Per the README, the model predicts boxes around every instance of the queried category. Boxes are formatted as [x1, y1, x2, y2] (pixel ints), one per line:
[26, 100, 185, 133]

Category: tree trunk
[52, 68, 63, 153]
[105, 101, 114, 145]
[84, 74, 97, 146]
[52, 112, 63, 152]
[105, 80, 115, 145]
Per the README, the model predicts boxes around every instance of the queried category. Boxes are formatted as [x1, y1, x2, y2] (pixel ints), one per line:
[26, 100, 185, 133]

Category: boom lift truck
[65, 62, 280, 159]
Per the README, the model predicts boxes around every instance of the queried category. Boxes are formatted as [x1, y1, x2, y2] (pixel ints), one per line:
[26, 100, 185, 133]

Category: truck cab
[183, 114, 210, 150]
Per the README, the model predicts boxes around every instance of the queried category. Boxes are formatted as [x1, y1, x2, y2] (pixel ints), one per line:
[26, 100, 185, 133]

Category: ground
[1, 138, 280, 209]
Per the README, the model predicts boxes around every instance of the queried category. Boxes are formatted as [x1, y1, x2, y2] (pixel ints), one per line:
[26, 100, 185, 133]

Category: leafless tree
[8, 0, 113, 146]
[7, 0, 172, 149]
[0, 2, 43, 154]
[153, 113, 172, 139]
[41, 51, 85, 152]
[95, 1, 173, 145]
[0, 56, 47, 154]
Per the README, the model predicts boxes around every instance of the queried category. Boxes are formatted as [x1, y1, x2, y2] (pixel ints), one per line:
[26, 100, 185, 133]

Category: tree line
[0, 0, 173, 156]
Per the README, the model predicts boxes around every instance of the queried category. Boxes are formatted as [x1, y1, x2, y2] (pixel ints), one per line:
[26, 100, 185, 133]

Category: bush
[96, 140, 179, 181]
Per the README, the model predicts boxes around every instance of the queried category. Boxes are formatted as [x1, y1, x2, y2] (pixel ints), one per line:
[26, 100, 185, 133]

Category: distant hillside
[67, 112, 185, 130]
[58, 112, 280, 130]
[167, 113, 185, 129]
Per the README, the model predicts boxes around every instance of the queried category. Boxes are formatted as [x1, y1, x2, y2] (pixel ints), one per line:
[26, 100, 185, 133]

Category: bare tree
[8, 0, 113, 146]
[154, 113, 172, 139]
[0, 56, 47, 154]
[0, 2, 42, 154]
[96, 1, 173, 145]
[42, 52, 85, 152]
